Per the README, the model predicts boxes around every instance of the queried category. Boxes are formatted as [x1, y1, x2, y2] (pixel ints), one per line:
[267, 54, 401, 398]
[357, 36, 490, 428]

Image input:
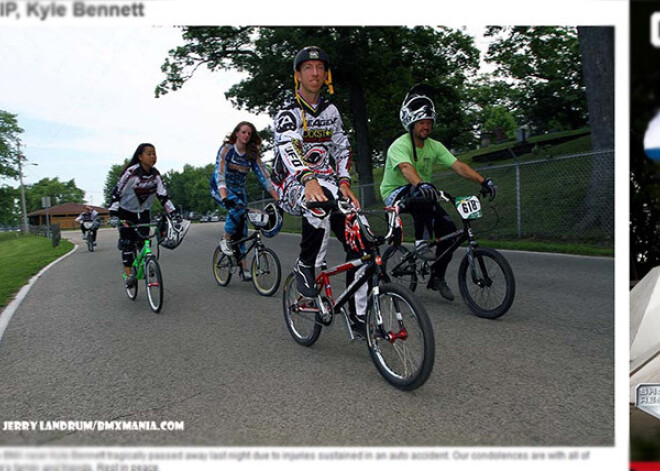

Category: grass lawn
[0, 234, 74, 309]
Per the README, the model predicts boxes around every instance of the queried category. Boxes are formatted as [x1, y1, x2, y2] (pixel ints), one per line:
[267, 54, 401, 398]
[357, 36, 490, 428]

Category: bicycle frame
[294, 200, 405, 338]
[132, 239, 153, 280]
[227, 229, 265, 265]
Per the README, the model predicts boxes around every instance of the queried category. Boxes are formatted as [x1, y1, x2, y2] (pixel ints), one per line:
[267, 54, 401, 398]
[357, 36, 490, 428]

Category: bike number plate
[455, 196, 482, 220]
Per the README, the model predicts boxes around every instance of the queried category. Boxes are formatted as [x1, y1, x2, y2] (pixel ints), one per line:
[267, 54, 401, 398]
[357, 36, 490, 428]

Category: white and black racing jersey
[75, 210, 98, 222]
[272, 94, 352, 189]
[109, 163, 176, 215]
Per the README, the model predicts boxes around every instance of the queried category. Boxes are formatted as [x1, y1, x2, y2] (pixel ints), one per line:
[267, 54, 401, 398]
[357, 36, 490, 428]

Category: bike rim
[145, 259, 163, 312]
[369, 292, 426, 381]
[253, 250, 279, 295]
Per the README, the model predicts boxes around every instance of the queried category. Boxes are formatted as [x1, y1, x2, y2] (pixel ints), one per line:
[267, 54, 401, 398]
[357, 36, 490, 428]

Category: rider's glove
[222, 198, 238, 210]
[481, 178, 498, 201]
[415, 182, 438, 202]
[109, 216, 119, 228]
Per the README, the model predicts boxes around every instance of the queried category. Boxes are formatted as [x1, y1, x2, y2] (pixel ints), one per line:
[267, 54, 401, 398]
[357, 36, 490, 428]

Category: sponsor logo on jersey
[276, 111, 297, 133]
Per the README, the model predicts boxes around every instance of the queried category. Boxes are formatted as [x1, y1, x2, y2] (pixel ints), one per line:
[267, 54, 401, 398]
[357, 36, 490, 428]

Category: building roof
[27, 202, 108, 217]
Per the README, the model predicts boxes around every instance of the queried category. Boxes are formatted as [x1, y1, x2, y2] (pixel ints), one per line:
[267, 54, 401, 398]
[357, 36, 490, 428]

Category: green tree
[25, 177, 85, 212]
[483, 106, 517, 141]
[484, 26, 587, 133]
[156, 26, 480, 205]
[103, 160, 129, 207]
[163, 163, 216, 216]
[0, 110, 24, 179]
[0, 185, 19, 226]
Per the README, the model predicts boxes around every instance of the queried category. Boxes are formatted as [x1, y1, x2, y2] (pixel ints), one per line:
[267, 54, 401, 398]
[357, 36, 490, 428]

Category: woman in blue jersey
[210, 121, 280, 281]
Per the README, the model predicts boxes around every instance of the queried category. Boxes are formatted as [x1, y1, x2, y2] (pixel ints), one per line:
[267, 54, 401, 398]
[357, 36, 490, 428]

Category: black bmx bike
[382, 191, 515, 319]
[282, 198, 435, 391]
[212, 207, 282, 296]
[82, 219, 99, 252]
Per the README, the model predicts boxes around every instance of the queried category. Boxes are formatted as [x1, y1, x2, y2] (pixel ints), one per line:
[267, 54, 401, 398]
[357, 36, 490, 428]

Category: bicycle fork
[367, 284, 408, 346]
[466, 245, 492, 288]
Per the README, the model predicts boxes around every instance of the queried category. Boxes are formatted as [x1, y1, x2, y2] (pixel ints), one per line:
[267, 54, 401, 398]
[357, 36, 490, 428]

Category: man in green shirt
[380, 84, 497, 300]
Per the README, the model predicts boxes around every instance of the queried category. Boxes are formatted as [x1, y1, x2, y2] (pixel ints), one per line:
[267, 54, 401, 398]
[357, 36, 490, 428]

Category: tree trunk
[347, 81, 376, 207]
[574, 26, 614, 237]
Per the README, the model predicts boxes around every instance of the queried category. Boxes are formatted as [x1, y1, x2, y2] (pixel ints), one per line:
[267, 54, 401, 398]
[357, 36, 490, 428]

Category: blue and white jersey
[212, 143, 274, 194]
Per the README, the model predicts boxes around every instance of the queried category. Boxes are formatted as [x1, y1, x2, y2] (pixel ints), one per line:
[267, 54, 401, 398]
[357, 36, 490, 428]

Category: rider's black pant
[393, 184, 457, 280]
[117, 208, 150, 268]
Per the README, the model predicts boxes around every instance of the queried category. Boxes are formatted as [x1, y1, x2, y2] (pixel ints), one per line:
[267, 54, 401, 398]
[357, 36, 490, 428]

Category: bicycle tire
[251, 248, 281, 296]
[125, 272, 138, 301]
[382, 245, 418, 292]
[85, 233, 94, 252]
[457, 247, 515, 319]
[145, 257, 164, 313]
[212, 247, 233, 286]
[366, 282, 435, 391]
[282, 273, 322, 346]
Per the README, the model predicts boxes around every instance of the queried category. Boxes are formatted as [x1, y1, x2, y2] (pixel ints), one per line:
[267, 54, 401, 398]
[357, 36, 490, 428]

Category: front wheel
[458, 247, 515, 319]
[366, 283, 435, 391]
[382, 245, 418, 292]
[251, 248, 281, 296]
[212, 247, 233, 286]
[282, 273, 322, 346]
[145, 257, 164, 313]
[86, 233, 94, 252]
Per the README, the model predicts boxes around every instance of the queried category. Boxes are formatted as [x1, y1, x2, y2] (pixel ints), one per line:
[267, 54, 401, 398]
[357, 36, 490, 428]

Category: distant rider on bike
[210, 121, 280, 282]
[75, 205, 99, 246]
[108, 143, 182, 289]
[271, 45, 367, 336]
[380, 84, 498, 301]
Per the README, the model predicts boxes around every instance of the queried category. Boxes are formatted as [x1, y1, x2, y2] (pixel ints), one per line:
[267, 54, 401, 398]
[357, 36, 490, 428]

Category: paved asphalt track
[0, 223, 614, 446]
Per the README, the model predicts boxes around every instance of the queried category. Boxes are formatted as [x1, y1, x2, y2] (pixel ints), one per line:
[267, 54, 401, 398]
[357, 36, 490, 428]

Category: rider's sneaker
[294, 259, 317, 298]
[349, 314, 367, 339]
[124, 273, 137, 289]
[428, 277, 455, 301]
[415, 240, 435, 261]
[240, 269, 253, 282]
[220, 239, 233, 256]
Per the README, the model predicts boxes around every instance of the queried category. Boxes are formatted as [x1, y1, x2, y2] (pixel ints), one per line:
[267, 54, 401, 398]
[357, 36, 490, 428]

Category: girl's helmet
[261, 202, 283, 238]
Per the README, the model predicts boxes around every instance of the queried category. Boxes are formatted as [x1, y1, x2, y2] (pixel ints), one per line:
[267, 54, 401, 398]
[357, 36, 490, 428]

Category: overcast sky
[0, 25, 275, 206]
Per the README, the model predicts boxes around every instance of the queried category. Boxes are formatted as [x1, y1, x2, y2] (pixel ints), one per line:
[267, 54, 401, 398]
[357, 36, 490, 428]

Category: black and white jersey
[109, 164, 176, 215]
[272, 95, 352, 189]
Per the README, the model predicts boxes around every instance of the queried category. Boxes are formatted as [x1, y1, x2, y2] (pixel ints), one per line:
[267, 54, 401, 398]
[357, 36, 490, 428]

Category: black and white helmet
[159, 216, 190, 250]
[400, 84, 436, 131]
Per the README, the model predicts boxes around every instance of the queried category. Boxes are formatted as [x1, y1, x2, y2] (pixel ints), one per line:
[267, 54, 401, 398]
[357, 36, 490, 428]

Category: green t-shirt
[380, 134, 457, 200]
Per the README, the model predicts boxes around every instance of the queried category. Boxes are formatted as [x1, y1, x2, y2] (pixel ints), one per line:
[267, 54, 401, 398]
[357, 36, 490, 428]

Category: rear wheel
[458, 247, 515, 319]
[212, 246, 233, 286]
[282, 273, 322, 346]
[125, 270, 138, 301]
[145, 257, 164, 313]
[251, 248, 281, 296]
[366, 283, 435, 391]
[382, 245, 418, 292]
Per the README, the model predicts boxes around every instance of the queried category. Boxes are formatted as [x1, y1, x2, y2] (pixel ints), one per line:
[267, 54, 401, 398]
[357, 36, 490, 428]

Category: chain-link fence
[251, 151, 614, 246]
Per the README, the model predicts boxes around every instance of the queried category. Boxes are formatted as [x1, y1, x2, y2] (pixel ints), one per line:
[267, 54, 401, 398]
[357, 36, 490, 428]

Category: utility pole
[17, 140, 29, 234]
